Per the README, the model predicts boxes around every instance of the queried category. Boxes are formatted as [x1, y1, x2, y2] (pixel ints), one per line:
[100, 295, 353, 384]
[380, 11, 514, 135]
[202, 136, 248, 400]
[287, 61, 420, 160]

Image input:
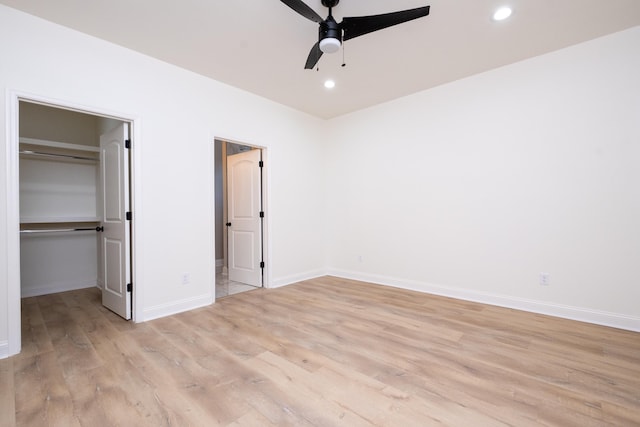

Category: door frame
[212, 138, 270, 293]
[5, 90, 143, 357]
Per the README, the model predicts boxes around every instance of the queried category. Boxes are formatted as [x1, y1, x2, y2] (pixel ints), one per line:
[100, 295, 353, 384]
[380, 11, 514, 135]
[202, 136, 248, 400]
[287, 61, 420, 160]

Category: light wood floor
[1, 276, 639, 426]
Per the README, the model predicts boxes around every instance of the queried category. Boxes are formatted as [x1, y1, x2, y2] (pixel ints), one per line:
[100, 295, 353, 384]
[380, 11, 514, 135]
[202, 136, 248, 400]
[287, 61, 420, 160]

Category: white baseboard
[21, 280, 97, 298]
[328, 269, 640, 332]
[142, 293, 213, 322]
[270, 269, 327, 289]
[0, 340, 8, 359]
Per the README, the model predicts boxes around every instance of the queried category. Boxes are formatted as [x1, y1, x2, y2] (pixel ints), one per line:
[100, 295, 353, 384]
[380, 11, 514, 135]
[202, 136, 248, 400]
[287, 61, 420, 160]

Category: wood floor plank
[224, 408, 276, 427]
[4, 278, 640, 426]
[0, 358, 16, 427]
[86, 320, 224, 425]
[225, 370, 331, 427]
[61, 302, 174, 426]
[133, 320, 254, 424]
[19, 297, 53, 359]
[13, 352, 81, 427]
[248, 351, 376, 426]
[63, 365, 153, 427]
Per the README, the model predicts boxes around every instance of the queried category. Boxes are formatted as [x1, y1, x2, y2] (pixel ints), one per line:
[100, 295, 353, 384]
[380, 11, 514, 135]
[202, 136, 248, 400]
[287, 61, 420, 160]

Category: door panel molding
[227, 149, 263, 287]
[100, 123, 131, 319]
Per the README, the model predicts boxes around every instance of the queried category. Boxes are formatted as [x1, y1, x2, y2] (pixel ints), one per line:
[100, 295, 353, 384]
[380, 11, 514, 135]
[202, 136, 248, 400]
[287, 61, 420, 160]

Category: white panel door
[100, 123, 131, 319]
[227, 149, 262, 286]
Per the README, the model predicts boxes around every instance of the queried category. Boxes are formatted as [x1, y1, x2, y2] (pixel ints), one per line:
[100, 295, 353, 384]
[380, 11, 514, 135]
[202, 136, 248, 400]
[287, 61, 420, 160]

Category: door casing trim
[5, 89, 143, 357]
[212, 137, 270, 294]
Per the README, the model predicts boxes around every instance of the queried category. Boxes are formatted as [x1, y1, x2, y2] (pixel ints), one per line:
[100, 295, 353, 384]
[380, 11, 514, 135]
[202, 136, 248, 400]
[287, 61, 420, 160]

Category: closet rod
[19, 150, 98, 162]
[20, 227, 102, 234]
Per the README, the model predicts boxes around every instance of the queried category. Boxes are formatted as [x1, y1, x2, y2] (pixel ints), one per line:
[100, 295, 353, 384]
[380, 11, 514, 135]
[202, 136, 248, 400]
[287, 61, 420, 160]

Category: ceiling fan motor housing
[319, 15, 341, 52]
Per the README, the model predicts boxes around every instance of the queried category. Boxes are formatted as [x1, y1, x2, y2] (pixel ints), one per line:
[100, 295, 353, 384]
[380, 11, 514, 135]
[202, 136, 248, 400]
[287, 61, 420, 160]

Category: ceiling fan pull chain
[342, 40, 346, 67]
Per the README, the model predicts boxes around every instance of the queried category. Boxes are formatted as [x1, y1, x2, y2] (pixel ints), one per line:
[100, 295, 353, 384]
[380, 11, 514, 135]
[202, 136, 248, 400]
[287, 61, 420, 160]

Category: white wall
[0, 5, 327, 357]
[325, 27, 640, 330]
[20, 232, 98, 297]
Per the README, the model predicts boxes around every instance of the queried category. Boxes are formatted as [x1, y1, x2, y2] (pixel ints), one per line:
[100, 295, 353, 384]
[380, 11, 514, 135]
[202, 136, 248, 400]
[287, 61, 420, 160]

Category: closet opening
[17, 101, 133, 318]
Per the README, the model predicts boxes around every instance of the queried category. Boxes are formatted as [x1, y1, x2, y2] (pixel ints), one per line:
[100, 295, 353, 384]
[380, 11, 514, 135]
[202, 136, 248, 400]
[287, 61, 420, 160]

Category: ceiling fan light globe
[319, 37, 341, 53]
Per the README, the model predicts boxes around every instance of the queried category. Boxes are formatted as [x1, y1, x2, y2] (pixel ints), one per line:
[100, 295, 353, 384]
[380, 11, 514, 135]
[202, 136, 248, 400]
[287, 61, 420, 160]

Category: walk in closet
[18, 102, 123, 298]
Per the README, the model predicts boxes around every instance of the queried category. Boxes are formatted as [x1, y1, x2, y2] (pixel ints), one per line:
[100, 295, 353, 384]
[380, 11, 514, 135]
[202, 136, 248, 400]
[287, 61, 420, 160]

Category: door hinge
[127, 283, 132, 292]
[258, 160, 264, 168]
[260, 261, 265, 269]
[259, 211, 264, 218]
[126, 211, 132, 221]
[125, 139, 131, 149]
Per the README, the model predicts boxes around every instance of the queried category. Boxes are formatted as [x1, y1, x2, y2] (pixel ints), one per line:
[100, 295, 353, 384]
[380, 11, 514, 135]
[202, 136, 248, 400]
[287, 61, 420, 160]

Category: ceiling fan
[281, 0, 431, 69]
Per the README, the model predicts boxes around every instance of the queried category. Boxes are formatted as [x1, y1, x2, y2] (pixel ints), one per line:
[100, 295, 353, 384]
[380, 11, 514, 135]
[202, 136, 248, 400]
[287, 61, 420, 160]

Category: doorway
[214, 139, 267, 298]
[6, 93, 139, 357]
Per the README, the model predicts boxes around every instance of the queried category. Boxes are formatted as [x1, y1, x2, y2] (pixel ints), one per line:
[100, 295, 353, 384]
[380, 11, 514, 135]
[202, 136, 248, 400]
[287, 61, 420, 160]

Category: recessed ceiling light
[324, 79, 336, 89]
[493, 6, 512, 21]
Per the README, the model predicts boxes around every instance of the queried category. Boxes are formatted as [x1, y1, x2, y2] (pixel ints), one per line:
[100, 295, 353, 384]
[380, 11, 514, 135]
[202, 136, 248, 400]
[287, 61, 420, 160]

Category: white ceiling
[2, 0, 640, 119]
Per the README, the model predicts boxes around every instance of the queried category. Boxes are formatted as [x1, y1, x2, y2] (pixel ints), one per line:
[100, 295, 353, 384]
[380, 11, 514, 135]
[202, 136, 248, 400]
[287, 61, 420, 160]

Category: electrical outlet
[181, 272, 190, 285]
[539, 272, 550, 286]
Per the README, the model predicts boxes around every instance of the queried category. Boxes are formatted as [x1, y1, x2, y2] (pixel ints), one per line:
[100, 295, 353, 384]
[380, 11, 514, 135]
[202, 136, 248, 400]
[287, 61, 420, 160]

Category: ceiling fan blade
[341, 6, 430, 41]
[304, 42, 323, 69]
[281, 0, 323, 23]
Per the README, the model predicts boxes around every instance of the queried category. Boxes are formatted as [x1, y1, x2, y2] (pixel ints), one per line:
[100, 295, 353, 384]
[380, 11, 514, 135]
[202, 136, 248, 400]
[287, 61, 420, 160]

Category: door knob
[226, 222, 232, 227]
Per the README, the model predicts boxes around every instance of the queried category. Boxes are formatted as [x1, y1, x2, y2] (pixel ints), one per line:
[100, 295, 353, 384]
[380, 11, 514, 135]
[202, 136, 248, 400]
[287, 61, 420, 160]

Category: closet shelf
[19, 150, 97, 162]
[20, 227, 100, 235]
[19, 137, 100, 153]
[19, 138, 100, 163]
[20, 217, 101, 224]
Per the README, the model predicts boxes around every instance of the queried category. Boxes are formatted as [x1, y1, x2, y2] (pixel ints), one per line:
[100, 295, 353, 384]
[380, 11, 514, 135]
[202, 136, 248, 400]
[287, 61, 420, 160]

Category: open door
[100, 123, 131, 319]
[227, 149, 263, 287]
